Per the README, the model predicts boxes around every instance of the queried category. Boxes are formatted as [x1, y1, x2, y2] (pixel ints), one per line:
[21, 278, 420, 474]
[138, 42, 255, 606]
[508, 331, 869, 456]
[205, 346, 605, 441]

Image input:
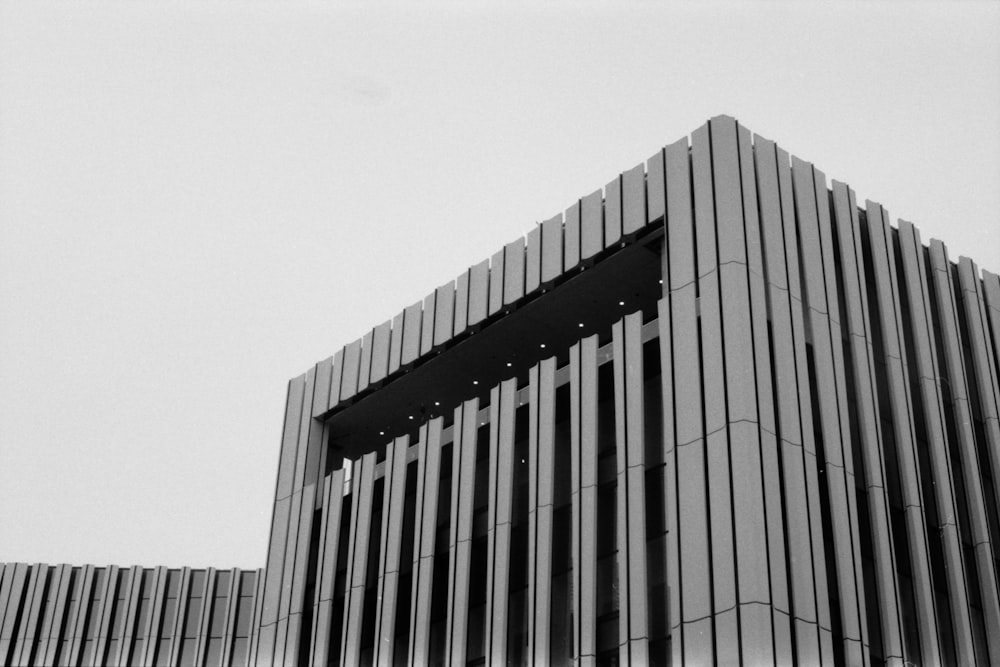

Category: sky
[1, 1, 998, 571]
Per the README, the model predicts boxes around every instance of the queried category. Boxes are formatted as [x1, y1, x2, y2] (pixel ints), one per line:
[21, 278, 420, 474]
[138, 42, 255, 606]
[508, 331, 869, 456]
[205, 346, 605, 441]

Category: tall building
[3, 115, 1000, 666]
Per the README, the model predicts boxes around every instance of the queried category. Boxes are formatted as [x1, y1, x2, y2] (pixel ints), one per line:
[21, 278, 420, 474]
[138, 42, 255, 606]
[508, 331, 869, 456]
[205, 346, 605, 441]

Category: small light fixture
[434, 401, 440, 406]
[506, 362, 512, 367]
[408, 415, 414, 420]
[619, 300, 625, 306]
[659, 279, 663, 284]
[540, 343, 546, 349]
[379, 431, 385, 436]
[578, 322, 584, 328]
[473, 380, 479, 385]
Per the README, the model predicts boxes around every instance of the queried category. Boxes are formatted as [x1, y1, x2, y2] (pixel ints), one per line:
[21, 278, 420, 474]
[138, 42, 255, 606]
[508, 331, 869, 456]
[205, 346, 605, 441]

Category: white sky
[1, 1, 998, 570]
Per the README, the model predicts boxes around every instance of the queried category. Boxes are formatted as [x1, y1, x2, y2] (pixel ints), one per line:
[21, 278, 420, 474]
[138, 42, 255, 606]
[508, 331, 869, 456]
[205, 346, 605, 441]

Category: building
[3, 115, 1000, 666]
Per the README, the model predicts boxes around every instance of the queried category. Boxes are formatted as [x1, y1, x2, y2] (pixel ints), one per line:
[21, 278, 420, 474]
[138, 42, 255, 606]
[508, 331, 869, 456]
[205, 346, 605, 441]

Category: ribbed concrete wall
[3, 116, 998, 666]
[0, 563, 261, 667]
[259, 116, 1000, 666]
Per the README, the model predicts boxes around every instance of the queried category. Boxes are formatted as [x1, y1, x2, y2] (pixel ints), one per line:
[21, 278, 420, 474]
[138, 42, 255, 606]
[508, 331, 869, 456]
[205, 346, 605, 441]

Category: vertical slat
[302, 362, 325, 524]
[341, 454, 377, 667]
[115, 565, 143, 666]
[488, 248, 505, 317]
[813, 171, 870, 666]
[503, 237, 525, 306]
[830, 180, 904, 665]
[929, 240, 1000, 662]
[373, 438, 407, 666]
[368, 321, 391, 385]
[865, 200, 941, 664]
[409, 419, 444, 665]
[261, 506, 294, 665]
[541, 213, 563, 284]
[604, 175, 622, 247]
[306, 468, 336, 667]
[664, 131, 712, 665]
[328, 348, 344, 412]
[92, 564, 119, 667]
[68, 565, 94, 665]
[194, 568, 216, 667]
[274, 376, 307, 503]
[312, 357, 333, 421]
[898, 219, 977, 664]
[283, 484, 317, 666]
[310, 469, 346, 667]
[467, 259, 490, 327]
[387, 312, 404, 377]
[484, 379, 517, 666]
[0, 563, 18, 661]
[527, 358, 556, 664]
[434, 281, 455, 347]
[248, 570, 265, 667]
[646, 149, 665, 225]
[445, 400, 479, 666]
[129, 567, 149, 666]
[526, 225, 541, 295]
[0, 563, 12, 653]
[525, 364, 544, 660]
[401, 301, 422, 366]
[141, 567, 168, 667]
[453, 269, 470, 337]
[622, 162, 646, 236]
[357, 329, 374, 393]
[612, 313, 649, 664]
[406, 427, 428, 665]
[420, 291, 436, 357]
[570, 336, 599, 665]
[339, 339, 362, 401]
[654, 137, 676, 667]
[247, 568, 266, 667]
[564, 201, 581, 272]
[580, 189, 603, 261]
[220, 568, 241, 667]
[656, 290, 682, 665]
[168, 568, 191, 667]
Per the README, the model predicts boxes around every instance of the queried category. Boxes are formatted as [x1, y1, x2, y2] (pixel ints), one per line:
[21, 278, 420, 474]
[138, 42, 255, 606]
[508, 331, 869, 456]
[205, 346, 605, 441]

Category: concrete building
[3, 115, 1000, 666]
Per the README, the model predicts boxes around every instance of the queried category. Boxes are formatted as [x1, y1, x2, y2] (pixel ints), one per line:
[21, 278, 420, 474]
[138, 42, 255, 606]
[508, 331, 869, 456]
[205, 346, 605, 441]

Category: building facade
[3, 116, 1000, 666]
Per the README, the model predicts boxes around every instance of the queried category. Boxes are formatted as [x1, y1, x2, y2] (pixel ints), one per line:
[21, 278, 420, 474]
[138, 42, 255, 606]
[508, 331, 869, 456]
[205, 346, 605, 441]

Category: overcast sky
[1, 1, 998, 570]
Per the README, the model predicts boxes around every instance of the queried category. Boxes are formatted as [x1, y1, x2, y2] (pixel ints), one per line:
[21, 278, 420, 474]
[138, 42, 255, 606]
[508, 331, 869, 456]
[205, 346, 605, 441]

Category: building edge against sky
[3, 115, 1000, 665]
